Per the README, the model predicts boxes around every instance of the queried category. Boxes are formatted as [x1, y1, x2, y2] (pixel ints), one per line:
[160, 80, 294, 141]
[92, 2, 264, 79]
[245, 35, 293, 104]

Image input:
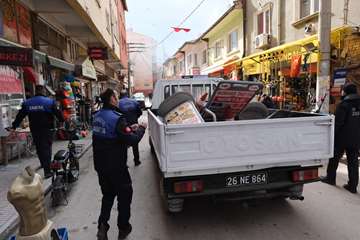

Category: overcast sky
[126, 0, 235, 64]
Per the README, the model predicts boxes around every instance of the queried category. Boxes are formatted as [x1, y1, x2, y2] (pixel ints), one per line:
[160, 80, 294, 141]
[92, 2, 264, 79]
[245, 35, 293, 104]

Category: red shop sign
[88, 47, 108, 60]
[0, 66, 23, 94]
[0, 46, 33, 66]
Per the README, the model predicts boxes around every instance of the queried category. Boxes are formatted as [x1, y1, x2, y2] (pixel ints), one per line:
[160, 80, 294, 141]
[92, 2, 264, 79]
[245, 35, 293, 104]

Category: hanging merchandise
[59, 81, 76, 121]
[290, 55, 302, 78]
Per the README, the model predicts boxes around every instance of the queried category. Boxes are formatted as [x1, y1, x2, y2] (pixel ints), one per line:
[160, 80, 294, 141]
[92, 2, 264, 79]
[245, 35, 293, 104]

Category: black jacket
[12, 94, 64, 132]
[335, 94, 360, 148]
[92, 105, 145, 182]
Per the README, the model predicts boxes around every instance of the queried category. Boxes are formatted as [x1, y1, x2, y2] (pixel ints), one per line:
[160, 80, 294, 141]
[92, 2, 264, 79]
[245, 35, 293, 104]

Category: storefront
[236, 26, 352, 112]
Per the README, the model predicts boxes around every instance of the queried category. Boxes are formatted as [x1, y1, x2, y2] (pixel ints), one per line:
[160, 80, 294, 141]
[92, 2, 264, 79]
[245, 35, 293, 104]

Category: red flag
[172, 27, 191, 32]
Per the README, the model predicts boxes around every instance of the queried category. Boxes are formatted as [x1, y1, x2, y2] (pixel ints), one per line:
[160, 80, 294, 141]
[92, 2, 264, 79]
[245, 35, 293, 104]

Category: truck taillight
[292, 169, 319, 182]
[174, 180, 204, 194]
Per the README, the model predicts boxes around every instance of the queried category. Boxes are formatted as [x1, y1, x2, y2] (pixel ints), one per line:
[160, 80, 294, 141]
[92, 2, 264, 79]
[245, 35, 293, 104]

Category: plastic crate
[8, 228, 68, 240]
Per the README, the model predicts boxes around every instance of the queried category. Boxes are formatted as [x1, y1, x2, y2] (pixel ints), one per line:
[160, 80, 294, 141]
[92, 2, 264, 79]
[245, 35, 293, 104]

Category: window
[106, 10, 110, 33]
[172, 65, 176, 75]
[300, 0, 319, 19]
[202, 49, 207, 64]
[164, 86, 170, 99]
[187, 54, 192, 66]
[194, 53, 198, 66]
[228, 30, 238, 52]
[215, 40, 223, 59]
[257, 7, 271, 35]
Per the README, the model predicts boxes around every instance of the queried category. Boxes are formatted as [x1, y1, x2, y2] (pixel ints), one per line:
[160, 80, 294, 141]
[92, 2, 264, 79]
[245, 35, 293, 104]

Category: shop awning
[0, 38, 75, 71]
[75, 57, 97, 80]
[223, 56, 240, 75]
[48, 56, 75, 72]
[201, 64, 224, 75]
[233, 26, 353, 75]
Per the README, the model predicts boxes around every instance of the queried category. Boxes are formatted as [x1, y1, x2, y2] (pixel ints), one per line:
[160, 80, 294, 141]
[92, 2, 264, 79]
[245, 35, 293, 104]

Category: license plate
[225, 172, 267, 187]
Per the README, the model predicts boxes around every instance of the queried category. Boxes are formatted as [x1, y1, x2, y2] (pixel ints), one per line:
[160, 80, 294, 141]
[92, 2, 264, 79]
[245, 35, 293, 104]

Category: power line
[156, 0, 208, 47]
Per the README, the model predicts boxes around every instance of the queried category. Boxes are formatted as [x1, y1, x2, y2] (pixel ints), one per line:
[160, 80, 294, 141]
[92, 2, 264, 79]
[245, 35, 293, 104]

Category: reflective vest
[93, 109, 122, 139]
[24, 96, 55, 114]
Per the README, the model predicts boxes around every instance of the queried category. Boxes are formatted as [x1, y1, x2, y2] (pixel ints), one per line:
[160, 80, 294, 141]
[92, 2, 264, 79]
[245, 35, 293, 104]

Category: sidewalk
[0, 135, 92, 240]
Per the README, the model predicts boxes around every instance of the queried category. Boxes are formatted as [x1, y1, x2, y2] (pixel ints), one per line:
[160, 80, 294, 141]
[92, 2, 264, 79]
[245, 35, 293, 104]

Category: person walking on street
[321, 83, 360, 194]
[11, 85, 64, 178]
[118, 90, 143, 166]
[92, 88, 146, 240]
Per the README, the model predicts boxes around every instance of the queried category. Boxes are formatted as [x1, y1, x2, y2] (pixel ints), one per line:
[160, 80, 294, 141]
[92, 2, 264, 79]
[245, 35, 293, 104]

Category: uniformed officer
[118, 90, 143, 166]
[11, 85, 64, 178]
[93, 88, 146, 240]
[322, 83, 360, 194]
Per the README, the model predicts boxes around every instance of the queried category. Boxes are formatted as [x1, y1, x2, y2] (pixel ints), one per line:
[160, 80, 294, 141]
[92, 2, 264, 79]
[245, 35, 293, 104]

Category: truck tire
[236, 102, 269, 120]
[158, 92, 195, 118]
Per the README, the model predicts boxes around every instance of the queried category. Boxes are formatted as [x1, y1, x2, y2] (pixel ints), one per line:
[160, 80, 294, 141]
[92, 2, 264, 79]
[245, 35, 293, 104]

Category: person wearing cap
[321, 83, 360, 194]
[11, 85, 64, 178]
[118, 90, 143, 166]
[92, 88, 146, 240]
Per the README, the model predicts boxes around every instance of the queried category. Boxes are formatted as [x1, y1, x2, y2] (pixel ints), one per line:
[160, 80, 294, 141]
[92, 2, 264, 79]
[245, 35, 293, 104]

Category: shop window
[202, 49, 207, 65]
[228, 30, 238, 53]
[257, 5, 271, 35]
[215, 40, 223, 59]
[300, 0, 319, 19]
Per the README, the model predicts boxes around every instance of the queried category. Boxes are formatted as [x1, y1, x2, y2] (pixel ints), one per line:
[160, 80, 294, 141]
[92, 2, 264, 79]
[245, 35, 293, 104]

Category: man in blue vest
[118, 90, 143, 166]
[11, 85, 64, 178]
[93, 88, 146, 240]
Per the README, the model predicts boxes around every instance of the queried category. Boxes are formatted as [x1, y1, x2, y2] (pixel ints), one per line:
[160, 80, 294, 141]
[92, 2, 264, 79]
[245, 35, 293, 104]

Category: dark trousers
[97, 172, 133, 229]
[132, 144, 139, 162]
[327, 146, 359, 188]
[32, 130, 53, 174]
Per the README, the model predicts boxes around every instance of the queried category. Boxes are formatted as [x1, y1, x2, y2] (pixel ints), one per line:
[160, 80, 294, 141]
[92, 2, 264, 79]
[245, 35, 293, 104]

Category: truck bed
[148, 110, 334, 178]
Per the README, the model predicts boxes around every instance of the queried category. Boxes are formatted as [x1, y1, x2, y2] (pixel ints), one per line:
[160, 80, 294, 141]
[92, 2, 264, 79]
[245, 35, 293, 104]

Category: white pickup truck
[148, 77, 334, 212]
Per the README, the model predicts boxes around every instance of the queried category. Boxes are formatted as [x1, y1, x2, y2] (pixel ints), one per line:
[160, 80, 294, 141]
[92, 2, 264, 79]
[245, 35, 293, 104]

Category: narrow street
[47, 115, 360, 240]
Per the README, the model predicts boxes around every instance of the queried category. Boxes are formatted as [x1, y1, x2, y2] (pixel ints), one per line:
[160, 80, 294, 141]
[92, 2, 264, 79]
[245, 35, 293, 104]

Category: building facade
[126, 30, 157, 96]
[201, 4, 244, 79]
[180, 39, 208, 76]
[0, 0, 128, 163]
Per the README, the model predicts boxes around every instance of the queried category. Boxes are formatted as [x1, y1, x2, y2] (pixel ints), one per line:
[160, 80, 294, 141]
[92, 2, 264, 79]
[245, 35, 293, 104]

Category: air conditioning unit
[255, 33, 271, 49]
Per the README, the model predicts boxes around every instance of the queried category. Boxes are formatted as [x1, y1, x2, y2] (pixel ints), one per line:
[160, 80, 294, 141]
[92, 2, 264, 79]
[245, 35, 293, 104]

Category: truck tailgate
[148, 111, 334, 177]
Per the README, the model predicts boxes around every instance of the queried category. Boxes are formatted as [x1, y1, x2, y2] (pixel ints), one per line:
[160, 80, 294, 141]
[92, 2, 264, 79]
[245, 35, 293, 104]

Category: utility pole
[316, 0, 332, 113]
[127, 42, 146, 96]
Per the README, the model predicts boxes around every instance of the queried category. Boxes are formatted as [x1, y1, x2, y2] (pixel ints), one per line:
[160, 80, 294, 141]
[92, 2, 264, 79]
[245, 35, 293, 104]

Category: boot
[344, 184, 357, 194]
[97, 223, 109, 240]
[118, 224, 132, 239]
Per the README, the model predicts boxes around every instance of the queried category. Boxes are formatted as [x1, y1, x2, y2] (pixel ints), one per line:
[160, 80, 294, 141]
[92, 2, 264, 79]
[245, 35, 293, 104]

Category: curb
[0, 142, 92, 240]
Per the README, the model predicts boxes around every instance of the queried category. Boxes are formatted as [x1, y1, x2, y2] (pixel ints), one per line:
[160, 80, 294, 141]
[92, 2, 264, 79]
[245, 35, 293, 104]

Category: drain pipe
[277, 0, 282, 45]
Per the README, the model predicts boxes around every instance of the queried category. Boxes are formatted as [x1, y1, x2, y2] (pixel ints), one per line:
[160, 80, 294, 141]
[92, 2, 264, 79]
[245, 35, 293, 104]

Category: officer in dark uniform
[11, 85, 64, 178]
[93, 88, 146, 240]
[322, 83, 360, 194]
[118, 90, 143, 166]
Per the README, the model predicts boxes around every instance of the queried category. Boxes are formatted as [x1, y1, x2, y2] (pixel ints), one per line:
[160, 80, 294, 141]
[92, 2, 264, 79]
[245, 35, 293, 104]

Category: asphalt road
[49, 126, 360, 240]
